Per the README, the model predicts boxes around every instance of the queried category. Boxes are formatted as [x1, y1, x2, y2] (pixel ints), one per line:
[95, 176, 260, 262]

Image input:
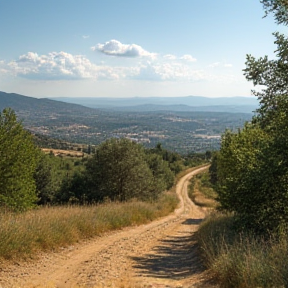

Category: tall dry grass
[197, 213, 288, 288]
[188, 170, 218, 208]
[0, 192, 178, 260]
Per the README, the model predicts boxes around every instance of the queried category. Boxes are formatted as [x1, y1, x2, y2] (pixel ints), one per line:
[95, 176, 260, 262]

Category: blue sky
[0, 0, 284, 98]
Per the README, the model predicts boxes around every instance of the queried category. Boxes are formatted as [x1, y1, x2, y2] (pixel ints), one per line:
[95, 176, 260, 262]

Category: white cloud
[163, 54, 177, 60]
[8, 52, 126, 80]
[2, 51, 236, 85]
[209, 62, 233, 68]
[163, 54, 197, 62]
[180, 54, 197, 62]
[0, 60, 8, 74]
[92, 39, 157, 59]
[82, 35, 90, 39]
[133, 62, 205, 82]
[209, 62, 221, 68]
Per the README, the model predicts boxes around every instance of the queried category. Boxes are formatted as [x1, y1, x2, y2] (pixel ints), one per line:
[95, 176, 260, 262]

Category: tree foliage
[0, 108, 39, 211]
[85, 138, 161, 202]
[213, 1, 288, 234]
[145, 153, 175, 192]
[56, 140, 177, 204]
[261, 0, 288, 25]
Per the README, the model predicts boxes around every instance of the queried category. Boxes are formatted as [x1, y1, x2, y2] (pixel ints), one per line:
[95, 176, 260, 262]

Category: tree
[209, 151, 219, 186]
[215, 1, 288, 233]
[34, 152, 55, 205]
[149, 143, 183, 174]
[0, 108, 39, 211]
[56, 171, 88, 204]
[84, 138, 155, 202]
[145, 153, 174, 192]
[261, 0, 288, 25]
[216, 125, 273, 230]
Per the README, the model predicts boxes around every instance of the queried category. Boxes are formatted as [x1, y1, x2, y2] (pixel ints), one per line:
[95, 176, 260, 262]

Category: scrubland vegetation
[0, 192, 178, 260]
[0, 2, 287, 287]
[192, 165, 288, 287]
[0, 107, 204, 261]
[197, 213, 288, 288]
[188, 170, 218, 208]
[196, 2, 288, 286]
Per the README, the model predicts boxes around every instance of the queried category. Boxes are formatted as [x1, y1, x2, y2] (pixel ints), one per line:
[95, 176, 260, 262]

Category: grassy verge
[193, 170, 288, 287]
[175, 163, 209, 183]
[197, 213, 288, 288]
[188, 169, 218, 208]
[0, 191, 178, 260]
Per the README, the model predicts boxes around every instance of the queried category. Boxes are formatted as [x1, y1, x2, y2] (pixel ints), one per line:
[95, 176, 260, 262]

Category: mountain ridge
[51, 95, 258, 110]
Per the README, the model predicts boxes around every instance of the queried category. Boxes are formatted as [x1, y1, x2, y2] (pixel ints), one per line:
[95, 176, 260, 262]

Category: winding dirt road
[0, 166, 216, 288]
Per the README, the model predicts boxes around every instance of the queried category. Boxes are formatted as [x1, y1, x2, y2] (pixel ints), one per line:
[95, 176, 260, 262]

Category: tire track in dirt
[0, 166, 216, 288]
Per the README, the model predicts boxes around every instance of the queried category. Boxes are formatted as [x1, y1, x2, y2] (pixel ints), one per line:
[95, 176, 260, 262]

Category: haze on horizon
[0, 0, 282, 99]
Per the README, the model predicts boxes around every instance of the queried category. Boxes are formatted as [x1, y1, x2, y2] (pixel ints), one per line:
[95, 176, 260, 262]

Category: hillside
[0, 91, 97, 114]
[0, 91, 253, 153]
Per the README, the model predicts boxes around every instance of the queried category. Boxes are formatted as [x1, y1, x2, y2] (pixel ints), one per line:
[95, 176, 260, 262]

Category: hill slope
[0, 91, 253, 153]
[0, 91, 96, 114]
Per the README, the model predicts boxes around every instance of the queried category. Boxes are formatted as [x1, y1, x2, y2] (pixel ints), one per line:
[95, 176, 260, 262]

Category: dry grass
[0, 192, 178, 260]
[42, 148, 85, 157]
[175, 164, 210, 182]
[188, 169, 218, 209]
[197, 213, 288, 288]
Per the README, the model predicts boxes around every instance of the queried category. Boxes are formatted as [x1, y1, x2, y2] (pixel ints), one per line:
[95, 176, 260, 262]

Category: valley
[0, 91, 253, 154]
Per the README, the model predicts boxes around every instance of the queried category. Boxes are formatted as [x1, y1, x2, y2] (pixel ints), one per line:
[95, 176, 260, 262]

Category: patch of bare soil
[0, 166, 217, 288]
[41, 148, 84, 157]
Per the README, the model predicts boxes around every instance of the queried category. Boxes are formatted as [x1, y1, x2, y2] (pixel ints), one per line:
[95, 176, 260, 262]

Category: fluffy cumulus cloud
[92, 39, 157, 59]
[2, 51, 205, 82]
[1, 49, 235, 84]
[134, 62, 205, 82]
[7, 52, 126, 80]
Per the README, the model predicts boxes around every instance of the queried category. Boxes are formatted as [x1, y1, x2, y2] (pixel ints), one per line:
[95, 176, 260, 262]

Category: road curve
[0, 165, 215, 288]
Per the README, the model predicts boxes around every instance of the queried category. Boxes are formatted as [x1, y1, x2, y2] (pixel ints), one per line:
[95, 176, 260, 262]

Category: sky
[0, 0, 285, 98]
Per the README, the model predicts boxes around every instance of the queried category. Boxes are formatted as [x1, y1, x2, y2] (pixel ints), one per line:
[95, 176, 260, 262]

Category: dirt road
[0, 166, 216, 288]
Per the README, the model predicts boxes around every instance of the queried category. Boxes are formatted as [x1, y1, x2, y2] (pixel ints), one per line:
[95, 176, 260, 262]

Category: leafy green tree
[209, 151, 219, 186]
[216, 125, 271, 227]
[149, 143, 183, 174]
[145, 153, 174, 192]
[215, 1, 288, 233]
[0, 108, 39, 211]
[34, 152, 58, 205]
[85, 138, 155, 202]
[56, 172, 88, 204]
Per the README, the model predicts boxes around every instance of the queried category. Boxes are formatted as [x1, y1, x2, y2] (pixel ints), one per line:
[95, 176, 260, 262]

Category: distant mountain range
[51, 96, 259, 113]
[0, 91, 259, 114]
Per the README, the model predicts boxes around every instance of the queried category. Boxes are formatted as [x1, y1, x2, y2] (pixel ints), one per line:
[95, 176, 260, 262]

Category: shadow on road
[182, 218, 203, 225]
[130, 218, 205, 280]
